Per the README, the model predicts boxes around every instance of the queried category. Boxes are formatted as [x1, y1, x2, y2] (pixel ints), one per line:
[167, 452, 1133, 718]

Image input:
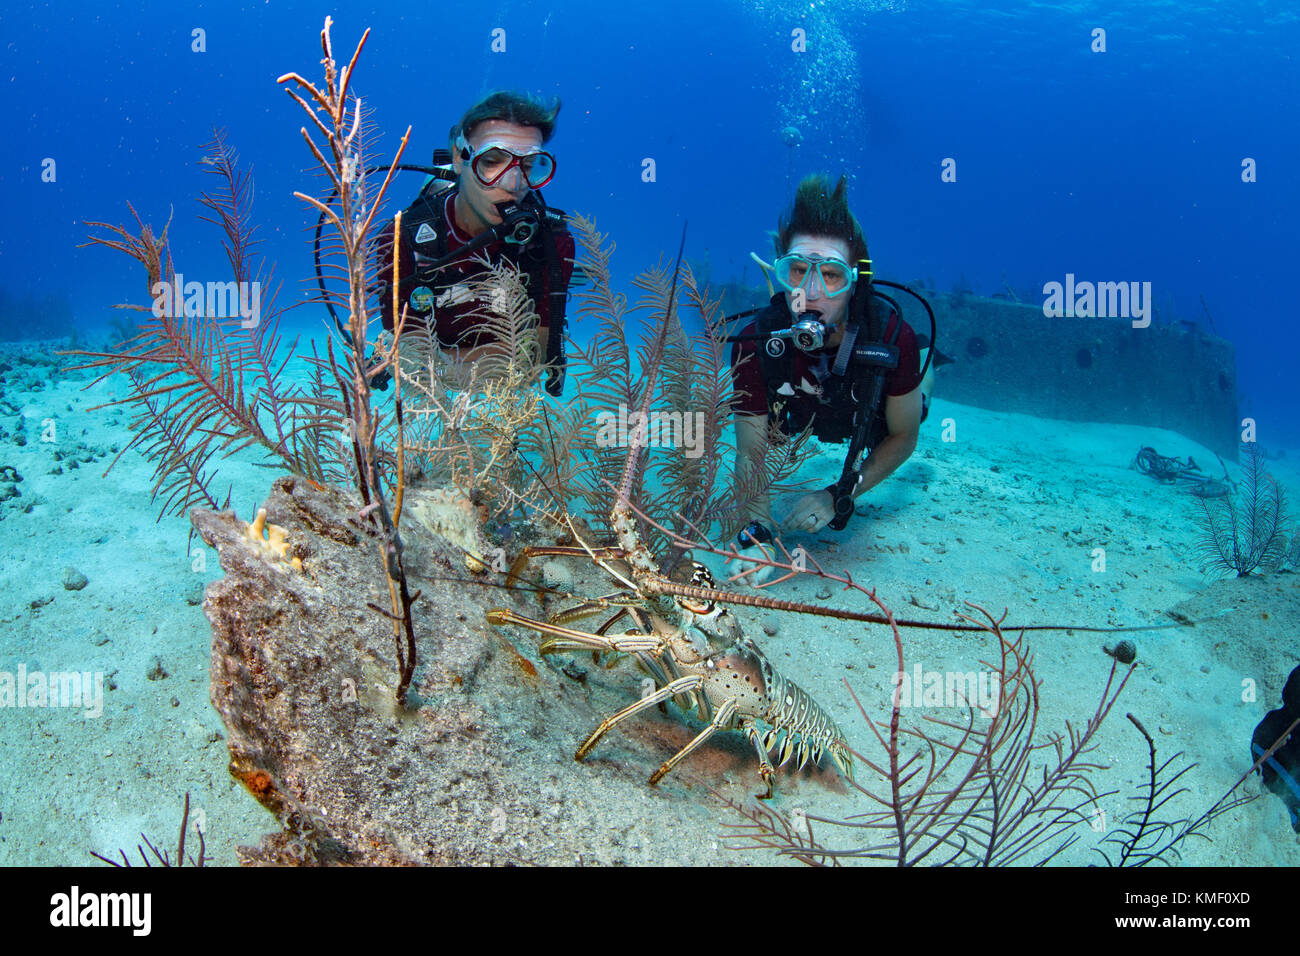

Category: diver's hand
[725, 522, 779, 588]
[782, 491, 836, 535]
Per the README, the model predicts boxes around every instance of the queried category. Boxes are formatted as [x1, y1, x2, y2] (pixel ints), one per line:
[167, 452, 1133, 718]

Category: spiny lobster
[487, 558, 854, 798]
[483, 231, 1166, 797]
[486, 236, 854, 798]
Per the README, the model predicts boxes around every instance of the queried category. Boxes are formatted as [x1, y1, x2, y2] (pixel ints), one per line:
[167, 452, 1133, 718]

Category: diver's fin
[928, 347, 956, 368]
[749, 251, 775, 297]
[918, 343, 956, 368]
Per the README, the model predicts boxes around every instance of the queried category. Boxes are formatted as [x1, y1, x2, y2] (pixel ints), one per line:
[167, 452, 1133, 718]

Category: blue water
[3, 0, 1300, 868]
[4, 0, 1298, 440]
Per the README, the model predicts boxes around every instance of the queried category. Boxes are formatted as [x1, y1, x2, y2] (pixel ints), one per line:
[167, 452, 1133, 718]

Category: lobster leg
[742, 724, 778, 800]
[648, 697, 740, 789]
[519, 545, 624, 561]
[487, 608, 664, 655]
[576, 675, 705, 761]
[547, 600, 631, 667]
[549, 601, 658, 669]
[506, 543, 630, 597]
[547, 598, 634, 629]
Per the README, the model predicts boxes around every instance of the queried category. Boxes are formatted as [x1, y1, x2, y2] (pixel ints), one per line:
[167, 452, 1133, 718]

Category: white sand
[1, 339, 1296, 865]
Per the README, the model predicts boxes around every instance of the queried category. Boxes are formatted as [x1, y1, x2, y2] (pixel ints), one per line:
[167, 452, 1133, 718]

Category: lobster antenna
[614, 222, 688, 509]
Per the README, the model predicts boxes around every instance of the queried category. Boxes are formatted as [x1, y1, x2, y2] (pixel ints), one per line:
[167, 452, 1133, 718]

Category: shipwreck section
[916, 292, 1239, 458]
[192, 476, 820, 865]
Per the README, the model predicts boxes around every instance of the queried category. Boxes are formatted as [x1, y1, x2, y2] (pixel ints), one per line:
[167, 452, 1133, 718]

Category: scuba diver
[1252, 664, 1300, 833]
[372, 91, 575, 396]
[728, 174, 937, 583]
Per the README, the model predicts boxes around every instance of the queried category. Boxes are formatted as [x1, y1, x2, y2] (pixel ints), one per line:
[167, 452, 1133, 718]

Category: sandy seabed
[0, 338, 1296, 866]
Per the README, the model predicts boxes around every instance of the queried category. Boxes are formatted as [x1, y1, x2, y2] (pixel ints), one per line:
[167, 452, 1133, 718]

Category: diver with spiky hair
[374, 91, 574, 395]
[728, 175, 937, 584]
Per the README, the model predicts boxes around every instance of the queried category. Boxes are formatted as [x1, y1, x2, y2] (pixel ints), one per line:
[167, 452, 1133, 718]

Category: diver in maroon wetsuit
[375, 91, 575, 396]
[727, 175, 936, 584]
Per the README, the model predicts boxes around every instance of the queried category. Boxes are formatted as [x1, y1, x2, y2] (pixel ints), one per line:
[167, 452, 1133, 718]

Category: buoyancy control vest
[755, 291, 900, 451]
[751, 275, 910, 530]
[378, 181, 571, 397]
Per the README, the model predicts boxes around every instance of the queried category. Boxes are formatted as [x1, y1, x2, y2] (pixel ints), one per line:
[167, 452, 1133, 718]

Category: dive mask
[456, 134, 556, 189]
[774, 254, 858, 299]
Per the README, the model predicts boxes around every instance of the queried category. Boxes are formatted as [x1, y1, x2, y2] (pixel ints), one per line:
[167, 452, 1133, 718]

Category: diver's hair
[450, 91, 562, 146]
[776, 174, 868, 264]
